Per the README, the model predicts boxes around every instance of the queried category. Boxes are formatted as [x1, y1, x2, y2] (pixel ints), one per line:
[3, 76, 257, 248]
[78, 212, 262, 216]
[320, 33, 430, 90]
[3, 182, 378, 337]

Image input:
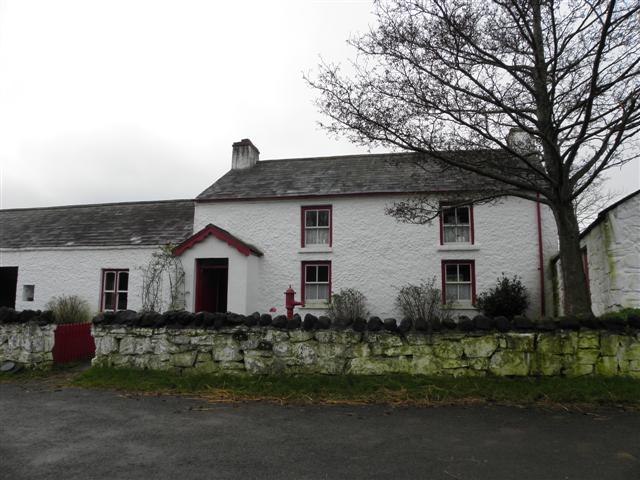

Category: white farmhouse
[1, 139, 558, 319]
[554, 190, 640, 316]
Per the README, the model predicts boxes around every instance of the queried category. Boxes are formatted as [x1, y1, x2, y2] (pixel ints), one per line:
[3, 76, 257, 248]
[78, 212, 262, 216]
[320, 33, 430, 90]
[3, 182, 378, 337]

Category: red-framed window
[301, 205, 332, 247]
[301, 261, 331, 303]
[441, 260, 476, 305]
[440, 203, 474, 244]
[101, 269, 129, 312]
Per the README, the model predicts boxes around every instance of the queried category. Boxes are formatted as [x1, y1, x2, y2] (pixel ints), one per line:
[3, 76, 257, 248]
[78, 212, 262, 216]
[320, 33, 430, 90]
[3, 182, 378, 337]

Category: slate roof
[196, 151, 508, 201]
[0, 200, 194, 249]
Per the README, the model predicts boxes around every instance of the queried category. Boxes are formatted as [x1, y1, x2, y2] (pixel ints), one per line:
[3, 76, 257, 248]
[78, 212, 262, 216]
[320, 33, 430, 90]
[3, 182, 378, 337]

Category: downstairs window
[101, 269, 129, 311]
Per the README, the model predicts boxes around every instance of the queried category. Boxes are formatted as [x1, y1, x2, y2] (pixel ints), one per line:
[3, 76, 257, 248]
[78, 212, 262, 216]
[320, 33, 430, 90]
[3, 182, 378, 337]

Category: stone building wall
[92, 325, 640, 378]
[0, 322, 56, 369]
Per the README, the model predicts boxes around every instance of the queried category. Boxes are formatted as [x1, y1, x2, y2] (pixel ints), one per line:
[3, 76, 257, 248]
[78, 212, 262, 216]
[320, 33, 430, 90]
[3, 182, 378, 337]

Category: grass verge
[71, 367, 640, 408]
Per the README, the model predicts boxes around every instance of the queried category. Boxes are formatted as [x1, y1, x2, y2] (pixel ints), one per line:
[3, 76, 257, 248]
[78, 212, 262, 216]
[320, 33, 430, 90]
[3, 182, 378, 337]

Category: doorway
[0, 267, 18, 308]
[195, 258, 228, 313]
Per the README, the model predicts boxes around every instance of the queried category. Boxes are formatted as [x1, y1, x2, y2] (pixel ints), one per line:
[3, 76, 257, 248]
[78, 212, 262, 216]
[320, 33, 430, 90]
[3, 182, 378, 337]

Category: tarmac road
[1, 380, 639, 480]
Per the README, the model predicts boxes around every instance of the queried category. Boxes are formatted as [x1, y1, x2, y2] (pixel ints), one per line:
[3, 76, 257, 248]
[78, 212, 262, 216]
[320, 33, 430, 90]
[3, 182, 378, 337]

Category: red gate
[52, 323, 96, 364]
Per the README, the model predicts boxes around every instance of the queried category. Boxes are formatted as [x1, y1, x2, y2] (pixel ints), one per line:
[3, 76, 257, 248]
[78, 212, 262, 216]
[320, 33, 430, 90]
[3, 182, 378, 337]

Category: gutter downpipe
[536, 193, 546, 316]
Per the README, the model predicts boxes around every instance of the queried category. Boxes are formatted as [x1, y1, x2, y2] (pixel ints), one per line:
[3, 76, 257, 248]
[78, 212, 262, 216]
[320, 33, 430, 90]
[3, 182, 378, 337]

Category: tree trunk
[552, 202, 593, 316]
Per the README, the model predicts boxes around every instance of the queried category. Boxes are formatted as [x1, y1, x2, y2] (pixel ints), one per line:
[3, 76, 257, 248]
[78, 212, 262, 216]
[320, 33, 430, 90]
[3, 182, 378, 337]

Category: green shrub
[599, 308, 640, 321]
[46, 295, 92, 324]
[328, 288, 368, 323]
[476, 275, 529, 319]
[395, 277, 449, 328]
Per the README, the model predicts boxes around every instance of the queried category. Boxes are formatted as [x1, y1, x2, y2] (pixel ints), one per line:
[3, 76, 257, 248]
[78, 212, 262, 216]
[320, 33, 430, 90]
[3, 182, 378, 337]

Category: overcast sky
[0, 0, 638, 210]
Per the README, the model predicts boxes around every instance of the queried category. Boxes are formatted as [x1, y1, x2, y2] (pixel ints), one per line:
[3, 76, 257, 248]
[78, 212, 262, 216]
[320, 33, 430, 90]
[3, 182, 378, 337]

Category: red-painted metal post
[284, 286, 303, 320]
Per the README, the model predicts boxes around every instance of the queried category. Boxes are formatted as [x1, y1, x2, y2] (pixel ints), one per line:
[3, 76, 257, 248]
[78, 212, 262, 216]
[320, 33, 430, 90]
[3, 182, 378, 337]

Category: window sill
[437, 243, 480, 251]
[444, 304, 476, 310]
[298, 303, 330, 310]
[298, 246, 333, 254]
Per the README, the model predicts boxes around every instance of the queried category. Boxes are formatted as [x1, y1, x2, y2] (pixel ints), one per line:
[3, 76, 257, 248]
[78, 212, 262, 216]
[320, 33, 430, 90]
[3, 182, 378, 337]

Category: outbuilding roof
[196, 150, 509, 201]
[0, 200, 194, 249]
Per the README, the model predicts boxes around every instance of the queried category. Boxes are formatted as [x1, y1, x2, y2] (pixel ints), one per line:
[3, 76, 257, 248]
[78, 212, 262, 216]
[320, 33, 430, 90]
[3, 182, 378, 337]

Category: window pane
[459, 264, 471, 282]
[445, 264, 458, 282]
[316, 228, 329, 245]
[117, 292, 128, 310]
[317, 265, 329, 282]
[444, 226, 456, 243]
[105, 271, 115, 291]
[458, 284, 471, 301]
[118, 271, 129, 291]
[443, 208, 456, 225]
[104, 292, 115, 310]
[306, 265, 317, 282]
[318, 210, 330, 227]
[457, 207, 470, 224]
[446, 285, 458, 302]
[316, 284, 329, 301]
[305, 210, 317, 227]
[305, 284, 317, 301]
[456, 226, 470, 242]
[305, 228, 318, 245]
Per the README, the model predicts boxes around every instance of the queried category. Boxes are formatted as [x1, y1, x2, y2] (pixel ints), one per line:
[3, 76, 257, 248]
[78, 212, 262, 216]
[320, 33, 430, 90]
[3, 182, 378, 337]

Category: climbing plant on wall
[140, 244, 186, 313]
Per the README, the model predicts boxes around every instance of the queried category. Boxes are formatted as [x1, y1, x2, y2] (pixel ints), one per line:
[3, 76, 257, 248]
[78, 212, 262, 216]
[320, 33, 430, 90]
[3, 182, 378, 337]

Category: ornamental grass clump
[328, 288, 368, 325]
[46, 295, 92, 325]
[476, 275, 529, 319]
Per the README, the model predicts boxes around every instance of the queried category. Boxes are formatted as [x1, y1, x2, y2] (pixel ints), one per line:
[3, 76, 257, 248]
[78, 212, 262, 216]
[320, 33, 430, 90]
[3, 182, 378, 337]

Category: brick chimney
[232, 139, 259, 170]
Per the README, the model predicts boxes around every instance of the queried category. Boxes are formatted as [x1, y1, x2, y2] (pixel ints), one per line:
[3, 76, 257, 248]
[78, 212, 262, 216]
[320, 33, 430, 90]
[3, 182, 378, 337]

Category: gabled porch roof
[172, 223, 263, 257]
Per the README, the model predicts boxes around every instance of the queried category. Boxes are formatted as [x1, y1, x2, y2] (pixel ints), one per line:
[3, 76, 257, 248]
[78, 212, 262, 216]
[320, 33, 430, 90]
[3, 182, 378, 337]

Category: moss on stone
[575, 349, 600, 365]
[578, 331, 600, 350]
[433, 341, 463, 359]
[531, 354, 563, 376]
[460, 336, 498, 358]
[489, 351, 529, 376]
[502, 333, 535, 353]
[595, 356, 618, 376]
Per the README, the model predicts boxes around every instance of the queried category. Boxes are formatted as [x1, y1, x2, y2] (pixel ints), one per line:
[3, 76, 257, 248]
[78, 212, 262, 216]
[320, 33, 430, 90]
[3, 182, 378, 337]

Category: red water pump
[284, 286, 304, 320]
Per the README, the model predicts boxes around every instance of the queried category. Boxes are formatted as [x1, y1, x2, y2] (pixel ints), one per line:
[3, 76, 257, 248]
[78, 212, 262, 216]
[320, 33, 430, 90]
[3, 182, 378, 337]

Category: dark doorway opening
[0, 267, 19, 308]
[195, 259, 228, 313]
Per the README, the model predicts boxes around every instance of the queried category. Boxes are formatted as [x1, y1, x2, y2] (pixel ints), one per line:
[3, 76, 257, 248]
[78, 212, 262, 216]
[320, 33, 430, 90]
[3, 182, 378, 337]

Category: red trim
[439, 202, 474, 245]
[535, 194, 546, 315]
[441, 260, 476, 305]
[300, 261, 332, 303]
[196, 189, 484, 204]
[301, 205, 333, 248]
[173, 224, 263, 257]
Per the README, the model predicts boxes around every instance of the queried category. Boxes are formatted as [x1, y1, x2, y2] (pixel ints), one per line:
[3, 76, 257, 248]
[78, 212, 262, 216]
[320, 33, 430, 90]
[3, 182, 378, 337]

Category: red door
[195, 259, 228, 312]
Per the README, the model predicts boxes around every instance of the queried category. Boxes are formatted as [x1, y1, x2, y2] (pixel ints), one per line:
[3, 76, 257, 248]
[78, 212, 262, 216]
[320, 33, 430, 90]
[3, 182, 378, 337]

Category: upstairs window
[442, 260, 475, 305]
[302, 206, 332, 247]
[302, 261, 331, 303]
[441, 204, 473, 244]
[101, 269, 129, 311]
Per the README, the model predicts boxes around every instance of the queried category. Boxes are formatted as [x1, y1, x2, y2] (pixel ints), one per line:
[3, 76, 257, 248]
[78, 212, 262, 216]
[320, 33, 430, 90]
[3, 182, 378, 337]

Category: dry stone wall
[0, 322, 56, 369]
[92, 325, 640, 377]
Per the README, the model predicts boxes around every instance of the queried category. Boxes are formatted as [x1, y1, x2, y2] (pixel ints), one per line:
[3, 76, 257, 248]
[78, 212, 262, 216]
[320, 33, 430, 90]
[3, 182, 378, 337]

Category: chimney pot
[232, 138, 259, 170]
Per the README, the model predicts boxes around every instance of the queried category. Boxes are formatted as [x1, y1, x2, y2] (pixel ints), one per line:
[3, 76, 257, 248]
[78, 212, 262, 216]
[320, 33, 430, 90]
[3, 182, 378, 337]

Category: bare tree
[574, 175, 622, 230]
[307, 0, 640, 315]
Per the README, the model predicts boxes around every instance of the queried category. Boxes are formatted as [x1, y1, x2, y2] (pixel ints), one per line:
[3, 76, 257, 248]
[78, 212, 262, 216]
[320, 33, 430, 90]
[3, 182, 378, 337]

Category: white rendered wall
[581, 194, 640, 315]
[0, 247, 159, 313]
[194, 195, 558, 319]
